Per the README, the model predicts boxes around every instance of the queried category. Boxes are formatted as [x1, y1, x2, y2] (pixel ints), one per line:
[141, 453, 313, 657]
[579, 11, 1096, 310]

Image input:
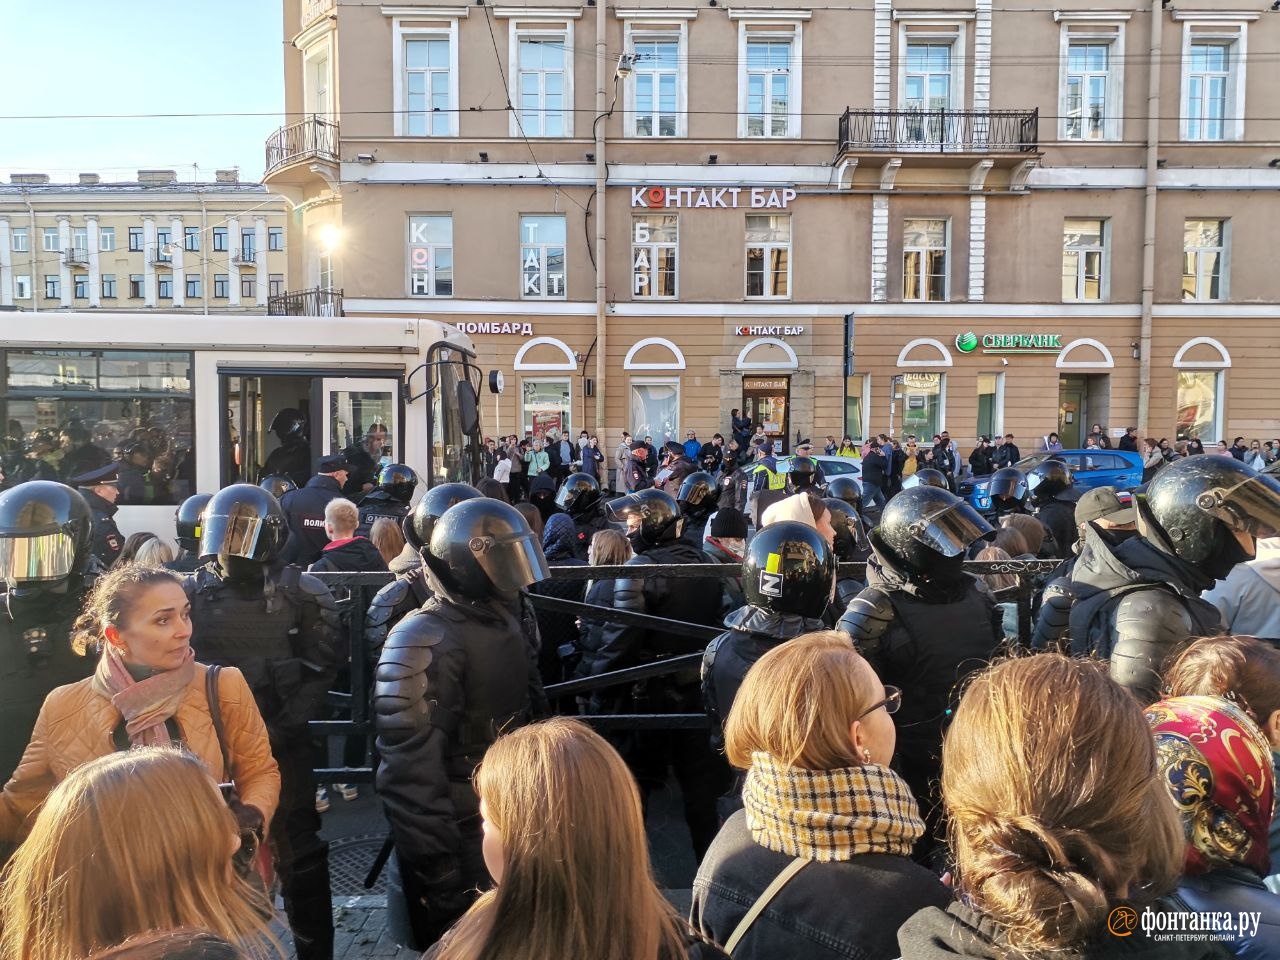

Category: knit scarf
[92, 644, 196, 747]
[743, 752, 925, 861]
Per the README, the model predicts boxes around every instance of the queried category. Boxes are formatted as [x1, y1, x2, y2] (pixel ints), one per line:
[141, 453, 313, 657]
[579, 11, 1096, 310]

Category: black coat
[573, 577, 619, 680]
[528, 556, 588, 685]
[968, 446, 995, 477]
[308, 536, 389, 574]
[280, 475, 345, 567]
[861, 449, 888, 488]
[995, 442, 1021, 468]
[82, 489, 124, 568]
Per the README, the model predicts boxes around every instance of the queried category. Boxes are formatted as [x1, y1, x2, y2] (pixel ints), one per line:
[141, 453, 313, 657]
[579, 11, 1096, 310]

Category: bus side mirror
[457, 380, 480, 436]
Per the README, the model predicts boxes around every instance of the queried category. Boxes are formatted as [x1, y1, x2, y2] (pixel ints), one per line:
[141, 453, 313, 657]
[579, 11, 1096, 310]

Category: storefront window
[845, 374, 865, 441]
[522, 378, 571, 438]
[977, 372, 1003, 439]
[630, 380, 679, 442]
[1176, 370, 1221, 442]
[900, 372, 944, 439]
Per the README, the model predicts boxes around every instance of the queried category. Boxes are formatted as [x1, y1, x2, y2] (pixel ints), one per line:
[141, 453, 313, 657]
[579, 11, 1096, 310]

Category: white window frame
[1062, 217, 1110, 303]
[629, 376, 682, 442]
[41, 228, 59, 253]
[744, 213, 792, 301]
[621, 16, 692, 138]
[631, 213, 679, 300]
[98, 226, 115, 252]
[406, 214, 454, 298]
[304, 37, 334, 120]
[520, 376, 573, 436]
[732, 14, 807, 140]
[1056, 18, 1126, 142]
[902, 217, 951, 303]
[1182, 218, 1229, 302]
[1175, 369, 1225, 442]
[895, 17, 968, 148]
[14, 276, 30, 299]
[519, 214, 567, 300]
[391, 14, 466, 138]
[1176, 16, 1251, 143]
[502, 14, 578, 138]
[11, 227, 27, 253]
[71, 227, 88, 253]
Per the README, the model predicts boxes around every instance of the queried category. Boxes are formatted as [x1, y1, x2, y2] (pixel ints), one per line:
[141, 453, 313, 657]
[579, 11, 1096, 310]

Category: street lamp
[317, 224, 343, 253]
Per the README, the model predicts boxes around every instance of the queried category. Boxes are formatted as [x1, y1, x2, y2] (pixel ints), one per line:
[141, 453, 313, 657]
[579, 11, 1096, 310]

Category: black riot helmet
[1027, 459, 1073, 504]
[826, 475, 862, 514]
[200, 484, 288, 563]
[424, 498, 549, 600]
[377, 463, 419, 504]
[678, 471, 716, 517]
[988, 467, 1029, 504]
[0, 481, 93, 585]
[823, 497, 863, 563]
[174, 493, 213, 555]
[605, 488, 684, 550]
[742, 520, 835, 618]
[1138, 455, 1280, 580]
[258, 475, 297, 500]
[787, 457, 818, 490]
[269, 407, 308, 443]
[408, 482, 481, 549]
[905, 468, 948, 490]
[555, 472, 601, 518]
[878, 485, 995, 577]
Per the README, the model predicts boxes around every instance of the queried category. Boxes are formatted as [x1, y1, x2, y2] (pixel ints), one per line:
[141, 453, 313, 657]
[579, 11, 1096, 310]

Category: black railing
[268, 286, 343, 317]
[839, 107, 1039, 153]
[264, 115, 339, 176]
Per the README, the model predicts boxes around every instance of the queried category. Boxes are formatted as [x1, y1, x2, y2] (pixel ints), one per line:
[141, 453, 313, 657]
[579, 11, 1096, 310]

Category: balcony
[148, 244, 172, 265]
[62, 247, 89, 266]
[232, 248, 257, 266]
[268, 286, 343, 317]
[838, 107, 1039, 162]
[263, 115, 339, 186]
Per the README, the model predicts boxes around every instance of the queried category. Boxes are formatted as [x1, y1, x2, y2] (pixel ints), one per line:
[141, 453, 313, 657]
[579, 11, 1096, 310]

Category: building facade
[0, 171, 289, 316]
[265, 0, 1280, 452]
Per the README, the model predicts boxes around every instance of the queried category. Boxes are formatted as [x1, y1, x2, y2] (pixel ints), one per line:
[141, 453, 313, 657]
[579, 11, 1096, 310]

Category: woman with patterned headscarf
[1147, 695, 1280, 956]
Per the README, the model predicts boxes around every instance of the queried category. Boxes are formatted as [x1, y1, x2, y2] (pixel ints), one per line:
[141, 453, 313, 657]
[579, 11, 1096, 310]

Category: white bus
[0, 312, 487, 536]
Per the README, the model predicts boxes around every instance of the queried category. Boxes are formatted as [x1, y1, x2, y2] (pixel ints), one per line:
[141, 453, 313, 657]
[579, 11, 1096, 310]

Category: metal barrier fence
[307, 558, 1060, 783]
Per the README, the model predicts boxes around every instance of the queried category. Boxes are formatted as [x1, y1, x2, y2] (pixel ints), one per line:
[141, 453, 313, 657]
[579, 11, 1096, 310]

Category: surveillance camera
[615, 53, 636, 79]
[1001, 357, 1010, 366]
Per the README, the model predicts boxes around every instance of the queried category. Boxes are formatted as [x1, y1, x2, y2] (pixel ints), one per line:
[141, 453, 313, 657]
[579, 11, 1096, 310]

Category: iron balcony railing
[264, 115, 339, 176]
[268, 286, 343, 317]
[231, 248, 257, 266]
[839, 107, 1039, 153]
[62, 246, 89, 265]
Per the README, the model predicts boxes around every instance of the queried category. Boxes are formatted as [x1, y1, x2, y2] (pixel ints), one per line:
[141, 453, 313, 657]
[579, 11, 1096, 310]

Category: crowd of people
[2, 404, 1280, 959]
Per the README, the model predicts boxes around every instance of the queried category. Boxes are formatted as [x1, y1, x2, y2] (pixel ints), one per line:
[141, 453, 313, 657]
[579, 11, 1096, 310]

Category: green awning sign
[955, 332, 1063, 355]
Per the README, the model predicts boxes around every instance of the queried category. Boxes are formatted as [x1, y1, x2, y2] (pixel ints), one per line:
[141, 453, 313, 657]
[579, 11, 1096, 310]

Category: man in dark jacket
[1118, 426, 1139, 452]
[995, 433, 1021, 468]
[859, 441, 889, 513]
[624, 441, 653, 492]
[698, 434, 725, 474]
[658, 441, 697, 496]
[968, 437, 996, 478]
[69, 462, 125, 568]
[281, 454, 350, 567]
[528, 512, 588, 687]
[259, 407, 312, 490]
[308, 498, 389, 574]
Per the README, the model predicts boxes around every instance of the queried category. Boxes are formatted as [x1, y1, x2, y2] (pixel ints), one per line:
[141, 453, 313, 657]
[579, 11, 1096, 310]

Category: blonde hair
[369, 517, 406, 566]
[324, 498, 359, 535]
[724, 631, 878, 770]
[71, 562, 183, 656]
[134, 537, 176, 568]
[434, 718, 691, 960]
[975, 546, 1018, 592]
[1001, 514, 1045, 556]
[0, 748, 277, 960]
[588, 528, 631, 567]
[943, 655, 1183, 953]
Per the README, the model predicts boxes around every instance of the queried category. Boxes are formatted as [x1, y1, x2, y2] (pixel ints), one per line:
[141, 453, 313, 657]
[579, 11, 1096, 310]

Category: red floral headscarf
[1146, 695, 1274, 878]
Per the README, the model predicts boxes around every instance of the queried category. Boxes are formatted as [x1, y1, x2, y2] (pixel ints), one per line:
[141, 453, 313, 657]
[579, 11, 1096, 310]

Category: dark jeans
[862, 482, 888, 512]
[271, 743, 333, 960]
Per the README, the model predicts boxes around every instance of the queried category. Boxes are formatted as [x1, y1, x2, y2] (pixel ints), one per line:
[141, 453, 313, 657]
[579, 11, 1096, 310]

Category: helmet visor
[0, 532, 76, 583]
[989, 475, 1028, 500]
[605, 494, 643, 524]
[909, 501, 995, 557]
[1201, 474, 1280, 540]
[554, 484, 574, 510]
[470, 530, 550, 592]
[201, 506, 269, 559]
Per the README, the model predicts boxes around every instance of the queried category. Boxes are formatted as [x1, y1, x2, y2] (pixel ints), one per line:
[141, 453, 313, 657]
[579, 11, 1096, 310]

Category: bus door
[320, 377, 401, 464]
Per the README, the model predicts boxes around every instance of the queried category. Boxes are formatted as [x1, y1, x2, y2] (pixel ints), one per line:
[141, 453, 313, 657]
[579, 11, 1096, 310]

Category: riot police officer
[984, 466, 1030, 521]
[823, 497, 869, 613]
[182, 484, 341, 960]
[837, 485, 999, 861]
[1032, 456, 1280, 702]
[69, 462, 125, 568]
[260, 474, 298, 501]
[259, 407, 311, 489]
[702, 520, 834, 750]
[166, 492, 212, 573]
[554, 471, 609, 560]
[592, 489, 728, 860]
[826, 475, 863, 515]
[1028, 459, 1077, 559]
[902, 467, 948, 491]
[356, 464, 418, 538]
[0, 481, 97, 780]
[677, 471, 717, 546]
[373, 498, 549, 949]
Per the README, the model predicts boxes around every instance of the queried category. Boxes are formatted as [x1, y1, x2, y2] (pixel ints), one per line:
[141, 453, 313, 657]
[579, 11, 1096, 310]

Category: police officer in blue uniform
[69, 462, 125, 569]
[281, 454, 351, 567]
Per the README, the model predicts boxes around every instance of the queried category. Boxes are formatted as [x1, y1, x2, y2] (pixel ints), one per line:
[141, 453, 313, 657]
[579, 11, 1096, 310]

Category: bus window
[431, 349, 482, 486]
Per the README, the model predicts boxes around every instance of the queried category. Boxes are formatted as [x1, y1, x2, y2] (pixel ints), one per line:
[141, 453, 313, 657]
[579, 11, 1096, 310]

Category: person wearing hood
[528, 512, 589, 689]
[703, 507, 749, 611]
[837, 485, 1000, 863]
[1203, 536, 1280, 642]
[307, 499, 389, 574]
[555, 472, 609, 561]
[898, 655, 1220, 960]
[527, 472, 564, 524]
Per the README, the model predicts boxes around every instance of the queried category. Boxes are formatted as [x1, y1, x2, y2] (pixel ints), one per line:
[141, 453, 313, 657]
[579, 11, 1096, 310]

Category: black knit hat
[709, 507, 749, 539]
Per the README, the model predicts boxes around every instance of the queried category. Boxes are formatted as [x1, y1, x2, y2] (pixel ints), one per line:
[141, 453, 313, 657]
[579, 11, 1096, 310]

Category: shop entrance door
[1058, 374, 1111, 448]
[742, 376, 790, 453]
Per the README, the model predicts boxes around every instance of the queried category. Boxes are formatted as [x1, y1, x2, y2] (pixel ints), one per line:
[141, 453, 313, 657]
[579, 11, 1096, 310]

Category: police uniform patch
[106, 534, 121, 551]
[759, 571, 783, 596]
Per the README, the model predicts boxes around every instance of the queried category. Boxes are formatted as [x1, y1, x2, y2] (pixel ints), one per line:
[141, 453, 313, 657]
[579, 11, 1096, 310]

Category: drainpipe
[199, 194, 210, 316]
[1137, 0, 1161, 435]
[593, 0, 608, 434]
[24, 198, 38, 313]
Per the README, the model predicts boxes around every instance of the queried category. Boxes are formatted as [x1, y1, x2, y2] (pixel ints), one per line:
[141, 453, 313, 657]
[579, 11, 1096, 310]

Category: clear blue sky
[0, 1, 285, 183]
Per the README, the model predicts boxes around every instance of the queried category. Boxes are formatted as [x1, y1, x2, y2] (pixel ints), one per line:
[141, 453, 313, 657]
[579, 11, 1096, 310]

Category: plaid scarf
[743, 752, 924, 861]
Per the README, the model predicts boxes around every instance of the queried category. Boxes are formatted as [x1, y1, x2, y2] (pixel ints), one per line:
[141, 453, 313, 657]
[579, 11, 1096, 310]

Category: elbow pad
[1030, 578, 1076, 652]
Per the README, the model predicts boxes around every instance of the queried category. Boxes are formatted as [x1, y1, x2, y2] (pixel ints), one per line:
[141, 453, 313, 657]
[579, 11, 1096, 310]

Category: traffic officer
[281, 453, 351, 567]
[623, 440, 654, 492]
[1027, 459, 1077, 560]
[790, 440, 826, 488]
[554, 472, 609, 560]
[356, 464, 418, 538]
[747, 441, 786, 527]
[259, 407, 311, 489]
[166, 492, 212, 573]
[0, 481, 97, 780]
[69, 462, 125, 568]
[373, 498, 549, 949]
[183, 484, 341, 960]
[260, 474, 298, 501]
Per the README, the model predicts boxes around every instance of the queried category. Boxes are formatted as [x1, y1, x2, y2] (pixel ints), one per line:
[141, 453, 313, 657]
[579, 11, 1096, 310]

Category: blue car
[965, 449, 1144, 513]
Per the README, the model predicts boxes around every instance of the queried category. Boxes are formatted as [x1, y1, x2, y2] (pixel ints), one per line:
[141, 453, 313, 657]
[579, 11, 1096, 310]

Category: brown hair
[975, 546, 1018, 592]
[589, 528, 631, 567]
[71, 562, 183, 656]
[514, 502, 544, 543]
[1001, 514, 1044, 556]
[724, 631, 878, 771]
[992, 526, 1029, 559]
[0, 749, 277, 960]
[943, 655, 1182, 953]
[1163, 635, 1280, 735]
[87, 930, 247, 960]
[369, 517, 406, 567]
[118, 531, 159, 565]
[434, 718, 691, 960]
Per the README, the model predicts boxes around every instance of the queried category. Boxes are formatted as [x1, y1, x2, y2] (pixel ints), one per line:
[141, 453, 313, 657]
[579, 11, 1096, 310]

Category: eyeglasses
[856, 685, 902, 721]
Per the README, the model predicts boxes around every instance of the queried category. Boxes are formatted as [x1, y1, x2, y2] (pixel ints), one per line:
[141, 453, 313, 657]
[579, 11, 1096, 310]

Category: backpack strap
[203, 664, 233, 781]
[723, 857, 808, 955]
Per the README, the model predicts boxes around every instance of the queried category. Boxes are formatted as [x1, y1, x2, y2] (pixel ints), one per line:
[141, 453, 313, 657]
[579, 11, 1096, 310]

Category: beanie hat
[709, 507, 749, 539]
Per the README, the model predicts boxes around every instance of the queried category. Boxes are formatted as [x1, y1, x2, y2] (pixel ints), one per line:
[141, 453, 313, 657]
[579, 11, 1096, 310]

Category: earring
[861, 749, 872, 764]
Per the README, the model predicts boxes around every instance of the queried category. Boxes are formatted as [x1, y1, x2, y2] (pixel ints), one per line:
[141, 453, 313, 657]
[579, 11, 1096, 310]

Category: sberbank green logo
[955, 331, 979, 353]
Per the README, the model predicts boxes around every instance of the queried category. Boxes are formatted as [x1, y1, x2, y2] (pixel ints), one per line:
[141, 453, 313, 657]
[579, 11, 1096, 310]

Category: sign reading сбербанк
[955, 331, 1063, 355]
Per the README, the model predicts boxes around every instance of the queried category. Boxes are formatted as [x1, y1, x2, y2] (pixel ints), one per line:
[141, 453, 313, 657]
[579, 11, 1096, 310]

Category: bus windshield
[430, 347, 483, 486]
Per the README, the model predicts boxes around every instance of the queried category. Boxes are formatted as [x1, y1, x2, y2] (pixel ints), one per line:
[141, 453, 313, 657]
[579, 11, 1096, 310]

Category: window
[44, 275, 59, 299]
[904, 42, 953, 143]
[631, 379, 680, 440]
[269, 274, 284, 298]
[902, 219, 948, 302]
[129, 275, 144, 298]
[158, 274, 172, 299]
[404, 37, 453, 137]
[318, 252, 334, 291]
[129, 227, 143, 252]
[73, 275, 88, 299]
[522, 379, 571, 436]
[240, 228, 256, 256]
[268, 227, 284, 252]
[213, 227, 228, 252]
[629, 35, 682, 137]
[72, 227, 88, 255]
[11, 227, 28, 252]
[101, 274, 116, 298]
[901, 372, 945, 438]
[42, 228, 59, 252]
[1182, 33, 1246, 142]
[1183, 219, 1227, 302]
[520, 214, 566, 299]
[741, 36, 795, 138]
[516, 36, 568, 137]
[408, 215, 453, 297]
[1176, 370, 1222, 442]
[155, 229, 171, 262]
[99, 226, 115, 252]
[1061, 30, 1123, 141]
[1062, 218, 1107, 301]
[14, 276, 30, 299]
[845, 374, 866, 441]
[241, 274, 256, 299]
[213, 274, 229, 298]
[745, 214, 791, 299]
[631, 214, 678, 298]
[3, 349, 196, 504]
[184, 226, 200, 252]
[186, 274, 201, 298]
[977, 372, 1004, 439]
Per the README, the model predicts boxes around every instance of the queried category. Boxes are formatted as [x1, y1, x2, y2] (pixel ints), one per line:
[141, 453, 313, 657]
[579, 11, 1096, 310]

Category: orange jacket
[0, 663, 280, 843]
